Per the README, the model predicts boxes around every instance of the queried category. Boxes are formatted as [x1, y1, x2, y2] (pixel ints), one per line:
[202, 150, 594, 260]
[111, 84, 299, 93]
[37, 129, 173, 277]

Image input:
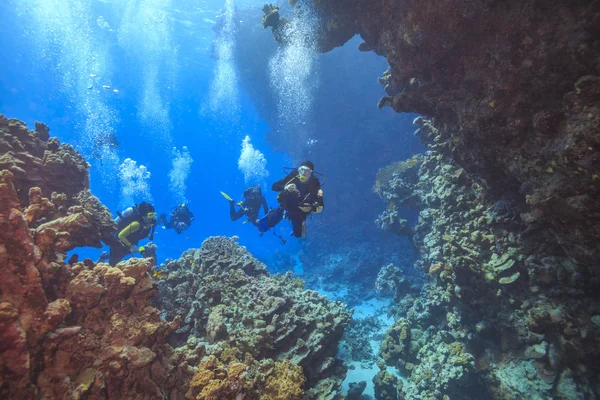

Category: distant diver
[100, 201, 157, 266]
[157, 204, 194, 234]
[91, 132, 120, 162]
[221, 185, 269, 226]
[259, 161, 324, 238]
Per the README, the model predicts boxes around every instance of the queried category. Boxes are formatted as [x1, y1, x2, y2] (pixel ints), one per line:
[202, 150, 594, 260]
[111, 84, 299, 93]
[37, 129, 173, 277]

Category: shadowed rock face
[262, 1, 600, 397]
[373, 121, 600, 398]
[265, 0, 600, 266]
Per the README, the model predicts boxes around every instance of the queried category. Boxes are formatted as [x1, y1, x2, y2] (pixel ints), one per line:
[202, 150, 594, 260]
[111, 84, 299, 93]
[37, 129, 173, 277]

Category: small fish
[152, 270, 168, 279]
[89, 74, 96, 78]
[113, 89, 119, 93]
[102, 85, 111, 89]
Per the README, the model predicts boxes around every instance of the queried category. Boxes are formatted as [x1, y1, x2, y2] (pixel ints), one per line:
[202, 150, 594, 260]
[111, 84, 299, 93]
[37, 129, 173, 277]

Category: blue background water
[0, 0, 421, 273]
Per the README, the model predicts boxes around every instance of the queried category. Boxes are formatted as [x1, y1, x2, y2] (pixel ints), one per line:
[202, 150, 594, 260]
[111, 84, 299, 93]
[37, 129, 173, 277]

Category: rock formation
[0, 115, 187, 398]
[263, 1, 600, 397]
[372, 119, 599, 398]
[264, 0, 600, 266]
[155, 235, 352, 399]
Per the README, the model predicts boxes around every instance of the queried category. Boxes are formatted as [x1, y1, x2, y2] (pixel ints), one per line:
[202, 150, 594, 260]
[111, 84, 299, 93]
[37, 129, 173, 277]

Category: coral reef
[374, 264, 415, 301]
[0, 116, 355, 399]
[0, 116, 186, 398]
[263, 1, 600, 397]
[373, 361, 400, 400]
[371, 119, 600, 398]
[0, 115, 116, 245]
[155, 236, 352, 398]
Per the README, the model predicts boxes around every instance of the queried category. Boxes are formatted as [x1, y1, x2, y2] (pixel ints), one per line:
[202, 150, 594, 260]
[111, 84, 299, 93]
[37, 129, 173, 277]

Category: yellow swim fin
[220, 191, 233, 202]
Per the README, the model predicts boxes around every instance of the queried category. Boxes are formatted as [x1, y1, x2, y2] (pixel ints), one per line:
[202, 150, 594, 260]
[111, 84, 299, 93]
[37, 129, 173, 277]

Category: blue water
[0, 0, 420, 271]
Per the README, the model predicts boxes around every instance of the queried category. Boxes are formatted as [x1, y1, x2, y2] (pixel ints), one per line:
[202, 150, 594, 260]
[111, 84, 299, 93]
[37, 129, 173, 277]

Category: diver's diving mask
[145, 212, 157, 224]
[298, 165, 313, 182]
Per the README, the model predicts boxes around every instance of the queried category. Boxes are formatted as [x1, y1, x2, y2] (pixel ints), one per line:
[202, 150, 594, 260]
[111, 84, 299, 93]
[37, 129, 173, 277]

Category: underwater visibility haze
[0, 0, 599, 399]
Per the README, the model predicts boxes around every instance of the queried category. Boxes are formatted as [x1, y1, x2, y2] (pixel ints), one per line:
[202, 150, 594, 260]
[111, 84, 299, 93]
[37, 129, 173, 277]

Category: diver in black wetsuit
[157, 204, 194, 234]
[260, 161, 324, 238]
[229, 185, 269, 226]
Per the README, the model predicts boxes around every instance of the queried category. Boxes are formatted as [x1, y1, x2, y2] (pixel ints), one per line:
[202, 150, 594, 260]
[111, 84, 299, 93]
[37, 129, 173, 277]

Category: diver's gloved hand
[130, 245, 140, 254]
[285, 183, 297, 192]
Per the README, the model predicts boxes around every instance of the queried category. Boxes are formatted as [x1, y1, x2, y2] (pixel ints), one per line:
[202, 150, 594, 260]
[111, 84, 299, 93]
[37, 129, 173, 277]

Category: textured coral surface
[156, 236, 352, 399]
[0, 116, 184, 398]
[373, 126, 600, 398]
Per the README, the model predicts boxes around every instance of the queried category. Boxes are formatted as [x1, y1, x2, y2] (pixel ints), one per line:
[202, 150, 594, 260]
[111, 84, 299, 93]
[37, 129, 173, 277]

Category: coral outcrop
[155, 236, 352, 399]
[0, 115, 116, 245]
[0, 116, 186, 398]
[372, 119, 600, 398]
[0, 115, 357, 399]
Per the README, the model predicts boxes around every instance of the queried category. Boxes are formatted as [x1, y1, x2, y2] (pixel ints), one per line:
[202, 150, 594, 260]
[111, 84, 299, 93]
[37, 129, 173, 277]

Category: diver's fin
[220, 191, 233, 202]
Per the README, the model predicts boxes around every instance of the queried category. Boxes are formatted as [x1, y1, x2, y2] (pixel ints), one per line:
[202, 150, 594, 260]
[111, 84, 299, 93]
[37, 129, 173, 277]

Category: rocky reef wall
[372, 120, 600, 398]
[0, 115, 187, 398]
[264, 0, 600, 267]
[263, 2, 600, 398]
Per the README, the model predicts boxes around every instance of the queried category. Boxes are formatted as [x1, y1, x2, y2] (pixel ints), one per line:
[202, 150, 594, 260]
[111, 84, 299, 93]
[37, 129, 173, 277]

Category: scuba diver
[157, 204, 194, 234]
[259, 161, 324, 238]
[221, 185, 269, 226]
[100, 201, 157, 266]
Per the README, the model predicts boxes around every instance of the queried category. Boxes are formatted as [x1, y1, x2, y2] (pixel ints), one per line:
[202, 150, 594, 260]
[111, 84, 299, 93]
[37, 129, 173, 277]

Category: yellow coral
[428, 263, 443, 275]
[262, 360, 305, 400]
[185, 356, 252, 400]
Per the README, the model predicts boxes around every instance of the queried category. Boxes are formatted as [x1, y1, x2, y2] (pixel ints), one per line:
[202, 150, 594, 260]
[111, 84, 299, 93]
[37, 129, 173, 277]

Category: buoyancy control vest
[116, 204, 154, 243]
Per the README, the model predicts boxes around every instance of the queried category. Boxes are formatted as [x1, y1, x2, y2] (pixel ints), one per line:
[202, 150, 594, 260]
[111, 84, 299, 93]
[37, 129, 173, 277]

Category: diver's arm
[261, 197, 269, 215]
[230, 202, 245, 221]
[271, 173, 296, 192]
[118, 221, 141, 247]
